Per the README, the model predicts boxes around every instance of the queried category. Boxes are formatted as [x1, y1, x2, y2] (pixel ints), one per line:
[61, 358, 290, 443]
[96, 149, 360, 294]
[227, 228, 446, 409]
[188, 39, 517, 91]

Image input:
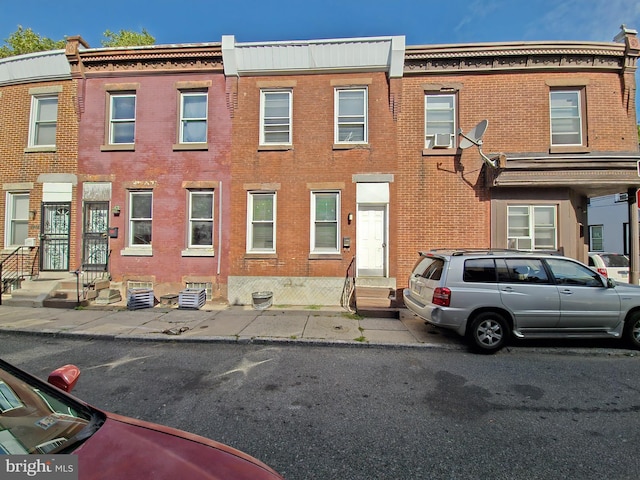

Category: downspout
[217, 181, 222, 276]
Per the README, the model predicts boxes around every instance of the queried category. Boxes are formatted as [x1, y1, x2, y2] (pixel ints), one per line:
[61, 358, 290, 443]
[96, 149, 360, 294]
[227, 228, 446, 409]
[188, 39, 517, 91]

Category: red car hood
[73, 412, 283, 480]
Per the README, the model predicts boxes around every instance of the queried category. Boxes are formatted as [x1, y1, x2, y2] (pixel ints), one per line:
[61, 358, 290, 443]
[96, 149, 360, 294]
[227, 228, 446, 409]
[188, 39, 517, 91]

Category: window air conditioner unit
[433, 133, 452, 148]
[24, 238, 36, 247]
[615, 193, 628, 202]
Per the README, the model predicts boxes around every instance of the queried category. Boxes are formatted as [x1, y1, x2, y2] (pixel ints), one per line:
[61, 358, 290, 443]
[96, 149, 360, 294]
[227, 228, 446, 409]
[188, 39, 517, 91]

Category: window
[5, 193, 29, 247]
[501, 259, 550, 284]
[29, 95, 58, 147]
[507, 205, 557, 251]
[545, 258, 603, 287]
[129, 191, 152, 246]
[188, 190, 213, 248]
[180, 92, 208, 143]
[248, 192, 275, 253]
[463, 259, 497, 283]
[589, 225, 604, 252]
[109, 93, 136, 144]
[0, 381, 23, 413]
[335, 88, 367, 143]
[425, 94, 455, 149]
[261, 90, 291, 145]
[311, 192, 340, 253]
[550, 90, 583, 146]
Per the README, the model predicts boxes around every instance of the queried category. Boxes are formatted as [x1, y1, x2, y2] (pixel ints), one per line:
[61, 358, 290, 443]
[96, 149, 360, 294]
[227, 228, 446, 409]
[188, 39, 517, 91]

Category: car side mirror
[606, 278, 616, 288]
[48, 364, 81, 393]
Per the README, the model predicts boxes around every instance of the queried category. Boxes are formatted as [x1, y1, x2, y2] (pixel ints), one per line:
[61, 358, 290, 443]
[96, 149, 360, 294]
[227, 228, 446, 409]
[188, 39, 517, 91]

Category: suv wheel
[624, 312, 640, 349]
[467, 312, 510, 353]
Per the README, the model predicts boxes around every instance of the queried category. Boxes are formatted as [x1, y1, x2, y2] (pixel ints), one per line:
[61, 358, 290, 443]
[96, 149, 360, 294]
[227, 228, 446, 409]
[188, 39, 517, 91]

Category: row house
[222, 35, 405, 306]
[0, 50, 79, 294]
[0, 26, 638, 309]
[64, 38, 232, 301]
[397, 26, 640, 287]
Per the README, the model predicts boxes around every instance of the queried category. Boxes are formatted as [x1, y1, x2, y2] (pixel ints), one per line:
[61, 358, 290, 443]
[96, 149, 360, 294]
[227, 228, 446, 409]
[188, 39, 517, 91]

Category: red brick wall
[0, 79, 79, 268]
[396, 69, 639, 285]
[77, 73, 232, 297]
[229, 72, 398, 279]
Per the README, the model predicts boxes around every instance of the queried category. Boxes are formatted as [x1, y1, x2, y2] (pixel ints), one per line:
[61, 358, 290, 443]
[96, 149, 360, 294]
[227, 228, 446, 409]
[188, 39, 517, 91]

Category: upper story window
[188, 190, 214, 248]
[311, 191, 340, 254]
[425, 94, 456, 149]
[335, 88, 367, 144]
[507, 205, 557, 251]
[4, 192, 29, 248]
[550, 90, 584, 146]
[29, 95, 58, 148]
[180, 91, 208, 144]
[247, 192, 276, 253]
[129, 191, 152, 247]
[260, 90, 291, 145]
[109, 93, 136, 145]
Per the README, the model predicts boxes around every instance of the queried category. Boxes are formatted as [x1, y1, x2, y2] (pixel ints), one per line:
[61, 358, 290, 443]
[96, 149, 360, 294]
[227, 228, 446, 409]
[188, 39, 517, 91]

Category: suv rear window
[600, 254, 629, 268]
[414, 256, 444, 280]
[463, 258, 497, 283]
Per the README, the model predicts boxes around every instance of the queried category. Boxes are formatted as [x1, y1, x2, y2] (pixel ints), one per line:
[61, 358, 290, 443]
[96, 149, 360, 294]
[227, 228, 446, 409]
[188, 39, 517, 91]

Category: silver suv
[403, 249, 640, 353]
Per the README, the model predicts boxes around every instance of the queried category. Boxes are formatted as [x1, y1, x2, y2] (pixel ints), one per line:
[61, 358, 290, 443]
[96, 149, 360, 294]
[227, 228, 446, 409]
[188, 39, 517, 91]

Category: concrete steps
[354, 283, 399, 319]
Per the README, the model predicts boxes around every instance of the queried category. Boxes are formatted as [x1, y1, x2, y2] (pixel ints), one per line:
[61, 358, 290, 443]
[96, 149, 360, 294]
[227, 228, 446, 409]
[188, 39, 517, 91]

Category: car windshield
[601, 254, 629, 268]
[0, 363, 98, 454]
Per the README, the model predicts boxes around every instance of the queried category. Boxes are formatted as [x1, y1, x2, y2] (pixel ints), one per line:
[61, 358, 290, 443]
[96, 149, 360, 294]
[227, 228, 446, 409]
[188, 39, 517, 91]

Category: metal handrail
[340, 256, 356, 313]
[0, 245, 37, 306]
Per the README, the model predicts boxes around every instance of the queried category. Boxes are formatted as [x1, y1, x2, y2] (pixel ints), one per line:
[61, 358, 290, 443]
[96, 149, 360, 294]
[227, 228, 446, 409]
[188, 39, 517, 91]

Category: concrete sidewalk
[0, 304, 463, 349]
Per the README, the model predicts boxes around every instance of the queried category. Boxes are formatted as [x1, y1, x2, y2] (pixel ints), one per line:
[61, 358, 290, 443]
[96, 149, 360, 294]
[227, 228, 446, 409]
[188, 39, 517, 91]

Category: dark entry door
[40, 203, 71, 271]
[82, 202, 109, 273]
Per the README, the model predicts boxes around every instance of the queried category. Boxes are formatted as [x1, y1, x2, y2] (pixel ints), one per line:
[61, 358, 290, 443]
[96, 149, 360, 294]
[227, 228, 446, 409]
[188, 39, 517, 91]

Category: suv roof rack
[423, 248, 564, 257]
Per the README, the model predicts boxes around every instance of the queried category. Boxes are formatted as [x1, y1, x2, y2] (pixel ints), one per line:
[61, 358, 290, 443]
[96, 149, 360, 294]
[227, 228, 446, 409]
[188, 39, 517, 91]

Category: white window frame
[180, 91, 208, 144]
[335, 88, 368, 144]
[28, 95, 58, 147]
[5, 192, 29, 248]
[425, 93, 456, 149]
[311, 191, 340, 254]
[188, 190, 214, 248]
[550, 89, 583, 146]
[260, 90, 292, 145]
[247, 192, 276, 253]
[109, 93, 136, 145]
[507, 205, 557, 251]
[589, 225, 604, 252]
[128, 191, 152, 248]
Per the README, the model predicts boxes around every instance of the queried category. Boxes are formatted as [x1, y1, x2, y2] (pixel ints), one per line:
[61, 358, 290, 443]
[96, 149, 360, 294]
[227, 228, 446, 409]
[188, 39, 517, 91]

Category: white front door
[357, 205, 386, 277]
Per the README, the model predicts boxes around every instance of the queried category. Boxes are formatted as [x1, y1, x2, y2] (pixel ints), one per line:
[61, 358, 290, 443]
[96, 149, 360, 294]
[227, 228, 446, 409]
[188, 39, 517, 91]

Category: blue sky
[1, 0, 638, 47]
[1, 0, 639, 114]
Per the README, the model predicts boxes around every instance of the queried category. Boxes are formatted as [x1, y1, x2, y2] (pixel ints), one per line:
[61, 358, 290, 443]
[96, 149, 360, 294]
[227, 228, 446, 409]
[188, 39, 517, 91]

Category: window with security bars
[589, 225, 604, 252]
[335, 88, 367, 143]
[311, 192, 339, 253]
[260, 90, 291, 145]
[248, 192, 275, 252]
[507, 205, 557, 251]
[186, 282, 212, 300]
[29, 95, 58, 147]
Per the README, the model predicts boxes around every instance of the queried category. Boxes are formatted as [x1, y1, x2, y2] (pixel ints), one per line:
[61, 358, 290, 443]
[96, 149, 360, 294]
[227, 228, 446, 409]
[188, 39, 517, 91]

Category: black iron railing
[0, 246, 39, 306]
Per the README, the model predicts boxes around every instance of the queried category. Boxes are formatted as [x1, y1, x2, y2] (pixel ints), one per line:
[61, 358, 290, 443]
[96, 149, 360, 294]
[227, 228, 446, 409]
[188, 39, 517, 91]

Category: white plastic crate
[127, 288, 154, 310]
[179, 288, 206, 309]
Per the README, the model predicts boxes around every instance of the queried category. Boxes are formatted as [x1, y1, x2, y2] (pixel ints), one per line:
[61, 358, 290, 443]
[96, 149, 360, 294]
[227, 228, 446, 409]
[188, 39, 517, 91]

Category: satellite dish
[458, 119, 499, 168]
[459, 119, 488, 149]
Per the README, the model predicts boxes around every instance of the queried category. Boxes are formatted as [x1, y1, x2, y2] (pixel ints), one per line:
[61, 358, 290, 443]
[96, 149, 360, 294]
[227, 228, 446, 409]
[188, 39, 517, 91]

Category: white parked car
[588, 252, 630, 283]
